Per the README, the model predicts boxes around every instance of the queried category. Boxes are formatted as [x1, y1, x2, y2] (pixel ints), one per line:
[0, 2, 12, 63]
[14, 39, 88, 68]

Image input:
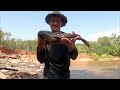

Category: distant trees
[76, 33, 120, 56]
[0, 28, 4, 43]
[0, 28, 37, 51]
[0, 28, 120, 56]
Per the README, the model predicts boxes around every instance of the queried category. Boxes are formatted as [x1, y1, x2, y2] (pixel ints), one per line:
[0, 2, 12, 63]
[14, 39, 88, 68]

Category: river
[70, 61, 120, 79]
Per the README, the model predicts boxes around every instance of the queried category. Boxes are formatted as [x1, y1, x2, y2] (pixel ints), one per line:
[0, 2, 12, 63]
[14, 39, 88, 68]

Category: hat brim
[45, 13, 67, 27]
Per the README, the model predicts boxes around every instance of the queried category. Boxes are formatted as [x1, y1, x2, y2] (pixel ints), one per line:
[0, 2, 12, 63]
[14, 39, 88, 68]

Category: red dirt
[0, 46, 36, 55]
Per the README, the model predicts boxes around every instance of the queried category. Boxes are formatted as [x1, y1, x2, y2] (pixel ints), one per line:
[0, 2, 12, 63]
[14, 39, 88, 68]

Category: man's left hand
[60, 36, 81, 52]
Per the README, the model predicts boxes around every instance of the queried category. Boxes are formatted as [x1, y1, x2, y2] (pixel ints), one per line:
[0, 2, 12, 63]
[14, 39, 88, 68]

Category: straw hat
[45, 11, 67, 27]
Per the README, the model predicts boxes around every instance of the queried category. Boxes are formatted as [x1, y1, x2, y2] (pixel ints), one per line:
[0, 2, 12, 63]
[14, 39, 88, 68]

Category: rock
[0, 71, 7, 79]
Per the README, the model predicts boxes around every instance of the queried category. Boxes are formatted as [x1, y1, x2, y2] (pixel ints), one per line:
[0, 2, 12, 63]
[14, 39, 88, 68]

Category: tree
[0, 28, 4, 44]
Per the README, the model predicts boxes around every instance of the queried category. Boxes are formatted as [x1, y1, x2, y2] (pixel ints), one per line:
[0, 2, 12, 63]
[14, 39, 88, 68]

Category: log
[0, 67, 18, 71]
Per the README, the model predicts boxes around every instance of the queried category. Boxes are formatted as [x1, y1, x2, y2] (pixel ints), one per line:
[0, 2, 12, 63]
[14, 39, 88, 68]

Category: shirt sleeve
[37, 47, 46, 63]
[69, 47, 78, 60]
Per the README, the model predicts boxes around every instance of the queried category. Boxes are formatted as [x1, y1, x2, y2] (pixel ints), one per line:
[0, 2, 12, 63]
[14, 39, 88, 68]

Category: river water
[70, 61, 120, 79]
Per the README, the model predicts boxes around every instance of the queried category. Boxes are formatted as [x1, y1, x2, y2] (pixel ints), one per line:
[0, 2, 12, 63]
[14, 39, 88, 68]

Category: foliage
[76, 33, 120, 57]
[0, 29, 37, 51]
[0, 28, 120, 57]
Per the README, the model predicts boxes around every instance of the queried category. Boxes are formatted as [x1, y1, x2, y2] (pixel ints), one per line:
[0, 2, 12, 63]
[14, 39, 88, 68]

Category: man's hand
[60, 35, 81, 52]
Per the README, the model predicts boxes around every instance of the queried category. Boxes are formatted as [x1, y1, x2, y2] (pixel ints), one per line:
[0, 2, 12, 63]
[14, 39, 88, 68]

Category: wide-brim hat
[45, 11, 67, 27]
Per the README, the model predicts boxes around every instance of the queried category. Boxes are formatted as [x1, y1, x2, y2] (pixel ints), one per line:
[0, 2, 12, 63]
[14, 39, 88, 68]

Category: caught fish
[38, 31, 58, 43]
[38, 31, 90, 47]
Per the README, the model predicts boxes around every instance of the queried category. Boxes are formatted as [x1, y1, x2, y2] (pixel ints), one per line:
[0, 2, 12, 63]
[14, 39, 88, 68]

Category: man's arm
[69, 47, 78, 60]
[37, 37, 46, 63]
[37, 48, 47, 63]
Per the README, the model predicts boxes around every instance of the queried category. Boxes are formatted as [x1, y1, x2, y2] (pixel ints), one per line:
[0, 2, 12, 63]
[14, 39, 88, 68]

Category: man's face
[49, 16, 63, 32]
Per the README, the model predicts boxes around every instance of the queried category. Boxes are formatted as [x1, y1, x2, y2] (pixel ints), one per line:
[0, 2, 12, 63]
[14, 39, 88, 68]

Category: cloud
[75, 27, 120, 44]
[86, 27, 120, 41]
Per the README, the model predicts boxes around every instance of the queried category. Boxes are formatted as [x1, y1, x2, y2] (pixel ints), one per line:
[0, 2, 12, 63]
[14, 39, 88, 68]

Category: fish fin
[72, 31, 75, 35]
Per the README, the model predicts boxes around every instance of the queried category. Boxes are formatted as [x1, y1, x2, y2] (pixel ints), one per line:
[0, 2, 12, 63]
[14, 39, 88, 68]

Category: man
[37, 11, 81, 79]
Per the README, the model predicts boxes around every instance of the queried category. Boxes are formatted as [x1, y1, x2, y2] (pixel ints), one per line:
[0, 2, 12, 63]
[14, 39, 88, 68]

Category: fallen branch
[0, 67, 18, 71]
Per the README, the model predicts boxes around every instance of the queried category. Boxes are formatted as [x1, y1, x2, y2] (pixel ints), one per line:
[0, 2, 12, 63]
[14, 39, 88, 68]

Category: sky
[0, 11, 120, 44]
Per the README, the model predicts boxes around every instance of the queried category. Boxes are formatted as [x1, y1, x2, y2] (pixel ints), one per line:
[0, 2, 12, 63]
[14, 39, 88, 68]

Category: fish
[37, 31, 90, 47]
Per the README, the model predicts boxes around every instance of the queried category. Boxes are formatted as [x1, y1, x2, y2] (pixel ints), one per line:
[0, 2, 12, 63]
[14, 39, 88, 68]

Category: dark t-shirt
[37, 32, 78, 79]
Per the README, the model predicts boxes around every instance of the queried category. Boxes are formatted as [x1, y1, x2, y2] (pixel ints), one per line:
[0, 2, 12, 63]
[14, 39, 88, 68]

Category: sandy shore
[0, 54, 120, 79]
